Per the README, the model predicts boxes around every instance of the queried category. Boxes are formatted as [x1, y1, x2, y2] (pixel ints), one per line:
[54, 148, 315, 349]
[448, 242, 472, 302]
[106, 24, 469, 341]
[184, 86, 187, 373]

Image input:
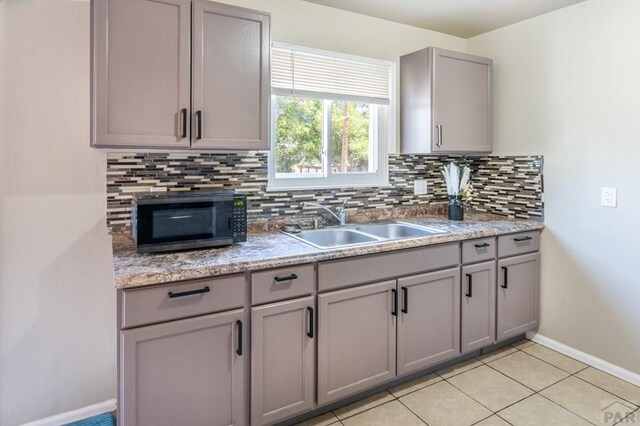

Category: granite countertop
[112, 213, 544, 290]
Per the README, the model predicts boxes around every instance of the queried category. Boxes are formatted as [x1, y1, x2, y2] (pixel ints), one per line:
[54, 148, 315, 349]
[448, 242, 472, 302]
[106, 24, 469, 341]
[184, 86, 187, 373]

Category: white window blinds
[272, 43, 392, 105]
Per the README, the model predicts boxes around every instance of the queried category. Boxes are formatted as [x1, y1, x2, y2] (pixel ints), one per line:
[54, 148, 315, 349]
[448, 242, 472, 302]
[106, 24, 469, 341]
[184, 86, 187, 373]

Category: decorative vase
[448, 196, 464, 221]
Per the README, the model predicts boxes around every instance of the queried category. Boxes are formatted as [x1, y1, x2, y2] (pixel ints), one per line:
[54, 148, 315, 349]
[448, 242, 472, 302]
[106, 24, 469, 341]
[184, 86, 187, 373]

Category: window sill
[266, 182, 392, 192]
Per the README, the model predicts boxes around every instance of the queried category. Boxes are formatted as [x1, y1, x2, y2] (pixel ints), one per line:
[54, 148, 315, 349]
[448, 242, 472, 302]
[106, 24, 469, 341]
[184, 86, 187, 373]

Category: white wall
[0, 1, 464, 424]
[468, 0, 640, 373]
[0, 2, 116, 425]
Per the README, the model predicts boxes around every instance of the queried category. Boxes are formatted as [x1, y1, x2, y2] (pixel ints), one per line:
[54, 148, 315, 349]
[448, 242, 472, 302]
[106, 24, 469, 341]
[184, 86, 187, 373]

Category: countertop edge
[114, 220, 544, 290]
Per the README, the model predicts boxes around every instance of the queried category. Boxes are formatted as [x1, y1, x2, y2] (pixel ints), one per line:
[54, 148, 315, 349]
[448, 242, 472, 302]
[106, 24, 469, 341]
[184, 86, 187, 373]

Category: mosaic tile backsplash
[106, 152, 543, 231]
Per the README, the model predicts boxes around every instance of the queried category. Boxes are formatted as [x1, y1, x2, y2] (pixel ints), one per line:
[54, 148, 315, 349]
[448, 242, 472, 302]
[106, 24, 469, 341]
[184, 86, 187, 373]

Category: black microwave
[131, 191, 247, 254]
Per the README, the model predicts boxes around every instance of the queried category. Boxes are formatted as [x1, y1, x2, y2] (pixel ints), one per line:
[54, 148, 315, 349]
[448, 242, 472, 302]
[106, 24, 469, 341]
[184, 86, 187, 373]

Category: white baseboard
[526, 331, 640, 387]
[22, 399, 116, 426]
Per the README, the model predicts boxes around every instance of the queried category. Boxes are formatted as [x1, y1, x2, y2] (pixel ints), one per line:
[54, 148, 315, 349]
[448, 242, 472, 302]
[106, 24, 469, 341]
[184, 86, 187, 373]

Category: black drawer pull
[401, 287, 409, 314]
[307, 307, 314, 339]
[514, 236, 533, 242]
[501, 267, 508, 289]
[195, 110, 202, 140]
[274, 274, 298, 282]
[180, 108, 187, 138]
[475, 243, 490, 248]
[168, 286, 210, 299]
[236, 320, 243, 356]
[391, 289, 398, 317]
[466, 274, 473, 297]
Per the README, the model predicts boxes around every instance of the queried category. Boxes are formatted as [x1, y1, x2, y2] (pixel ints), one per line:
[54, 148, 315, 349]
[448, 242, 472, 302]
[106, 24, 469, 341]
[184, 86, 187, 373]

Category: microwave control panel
[232, 196, 247, 242]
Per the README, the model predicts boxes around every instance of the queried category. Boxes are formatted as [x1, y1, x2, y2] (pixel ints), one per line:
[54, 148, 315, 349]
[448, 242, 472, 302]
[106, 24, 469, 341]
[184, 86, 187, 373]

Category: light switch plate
[601, 187, 617, 207]
[414, 179, 428, 195]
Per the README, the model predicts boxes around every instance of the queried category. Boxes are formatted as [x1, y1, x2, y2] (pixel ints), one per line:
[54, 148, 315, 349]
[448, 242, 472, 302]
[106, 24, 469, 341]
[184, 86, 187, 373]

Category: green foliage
[274, 96, 372, 174]
[331, 101, 370, 172]
[274, 97, 322, 173]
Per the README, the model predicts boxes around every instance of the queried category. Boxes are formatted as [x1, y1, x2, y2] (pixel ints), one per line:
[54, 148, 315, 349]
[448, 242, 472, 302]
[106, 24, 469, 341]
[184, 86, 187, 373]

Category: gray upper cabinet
[120, 309, 245, 426]
[497, 252, 541, 341]
[92, 0, 191, 148]
[397, 268, 461, 375]
[401, 47, 493, 154]
[251, 296, 315, 426]
[91, 0, 270, 150]
[317, 280, 397, 405]
[461, 261, 496, 353]
[192, 0, 270, 150]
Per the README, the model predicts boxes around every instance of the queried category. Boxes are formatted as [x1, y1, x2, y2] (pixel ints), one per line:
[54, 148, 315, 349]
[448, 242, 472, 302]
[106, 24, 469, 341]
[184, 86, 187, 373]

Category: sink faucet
[301, 202, 347, 225]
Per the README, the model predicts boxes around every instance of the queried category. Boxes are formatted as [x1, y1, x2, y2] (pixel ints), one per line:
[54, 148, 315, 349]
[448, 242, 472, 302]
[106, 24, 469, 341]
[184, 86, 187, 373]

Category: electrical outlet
[414, 179, 428, 195]
[601, 187, 617, 207]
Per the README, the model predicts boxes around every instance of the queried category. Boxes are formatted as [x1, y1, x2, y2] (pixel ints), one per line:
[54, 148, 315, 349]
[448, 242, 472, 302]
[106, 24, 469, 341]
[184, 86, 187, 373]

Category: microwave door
[137, 202, 214, 246]
[154, 208, 214, 243]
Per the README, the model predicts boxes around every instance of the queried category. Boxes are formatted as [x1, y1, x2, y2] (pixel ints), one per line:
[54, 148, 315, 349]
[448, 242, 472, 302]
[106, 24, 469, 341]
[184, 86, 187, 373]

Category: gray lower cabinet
[397, 268, 461, 375]
[497, 252, 541, 340]
[461, 261, 497, 353]
[317, 280, 397, 405]
[120, 309, 246, 426]
[251, 297, 315, 426]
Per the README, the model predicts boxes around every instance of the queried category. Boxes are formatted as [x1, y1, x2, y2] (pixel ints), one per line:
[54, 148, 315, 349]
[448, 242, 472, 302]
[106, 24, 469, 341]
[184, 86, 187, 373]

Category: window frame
[268, 44, 396, 191]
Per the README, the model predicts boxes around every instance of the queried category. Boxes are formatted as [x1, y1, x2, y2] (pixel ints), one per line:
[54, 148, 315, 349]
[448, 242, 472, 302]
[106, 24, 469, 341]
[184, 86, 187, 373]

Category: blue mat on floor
[65, 412, 115, 426]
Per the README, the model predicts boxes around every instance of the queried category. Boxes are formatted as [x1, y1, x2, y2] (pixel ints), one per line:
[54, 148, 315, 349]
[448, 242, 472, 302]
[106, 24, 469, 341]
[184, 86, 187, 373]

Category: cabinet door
[192, 0, 270, 150]
[497, 253, 540, 340]
[120, 310, 245, 426]
[432, 48, 492, 153]
[92, 0, 191, 148]
[397, 268, 460, 375]
[461, 261, 497, 353]
[251, 297, 315, 426]
[318, 281, 396, 405]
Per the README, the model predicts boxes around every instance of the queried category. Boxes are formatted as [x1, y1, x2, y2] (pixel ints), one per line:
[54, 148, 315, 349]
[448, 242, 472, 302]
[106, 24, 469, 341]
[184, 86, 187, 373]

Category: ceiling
[302, 0, 587, 38]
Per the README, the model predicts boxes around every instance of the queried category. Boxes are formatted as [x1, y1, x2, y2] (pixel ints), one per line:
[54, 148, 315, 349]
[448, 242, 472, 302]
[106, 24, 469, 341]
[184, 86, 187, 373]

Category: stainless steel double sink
[284, 222, 447, 250]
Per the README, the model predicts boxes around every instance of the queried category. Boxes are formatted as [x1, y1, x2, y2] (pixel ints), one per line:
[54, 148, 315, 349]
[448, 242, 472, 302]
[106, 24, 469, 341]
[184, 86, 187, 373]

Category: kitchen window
[268, 43, 395, 190]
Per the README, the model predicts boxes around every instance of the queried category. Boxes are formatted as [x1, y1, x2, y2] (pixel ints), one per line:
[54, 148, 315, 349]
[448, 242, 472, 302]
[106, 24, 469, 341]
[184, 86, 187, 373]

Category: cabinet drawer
[498, 232, 540, 258]
[251, 264, 314, 305]
[121, 275, 245, 329]
[318, 243, 460, 292]
[462, 237, 496, 264]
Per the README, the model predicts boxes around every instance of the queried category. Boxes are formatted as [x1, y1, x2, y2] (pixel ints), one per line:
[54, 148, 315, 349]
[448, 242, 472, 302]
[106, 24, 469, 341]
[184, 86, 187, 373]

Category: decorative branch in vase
[442, 163, 474, 221]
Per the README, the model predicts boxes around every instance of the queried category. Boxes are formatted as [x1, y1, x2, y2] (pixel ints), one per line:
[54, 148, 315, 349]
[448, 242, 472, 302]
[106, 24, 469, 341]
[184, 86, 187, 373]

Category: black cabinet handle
[307, 307, 314, 338]
[391, 289, 398, 317]
[195, 111, 202, 140]
[401, 287, 408, 314]
[168, 286, 210, 299]
[501, 267, 508, 289]
[236, 320, 243, 356]
[180, 108, 187, 138]
[514, 236, 533, 242]
[274, 274, 298, 282]
[466, 274, 473, 297]
[475, 243, 490, 248]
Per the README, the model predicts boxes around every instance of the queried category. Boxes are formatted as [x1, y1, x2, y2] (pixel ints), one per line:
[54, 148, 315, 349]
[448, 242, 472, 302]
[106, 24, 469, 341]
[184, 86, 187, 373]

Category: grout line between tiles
[332, 396, 396, 422]
[518, 347, 589, 375]
[533, 393, 598, 426]
[615, 408, 638, 426]
[479, 340, 602, 425]
[388, 376, 443, 399]
[572, 373, 640, 408]
[394, 394, 430, 426]
[445, 371, 532, 417]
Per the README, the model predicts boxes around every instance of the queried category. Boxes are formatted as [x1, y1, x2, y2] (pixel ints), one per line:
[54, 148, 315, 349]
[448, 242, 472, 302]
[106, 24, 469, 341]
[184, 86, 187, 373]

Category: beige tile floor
[296, 339, 640, 426]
